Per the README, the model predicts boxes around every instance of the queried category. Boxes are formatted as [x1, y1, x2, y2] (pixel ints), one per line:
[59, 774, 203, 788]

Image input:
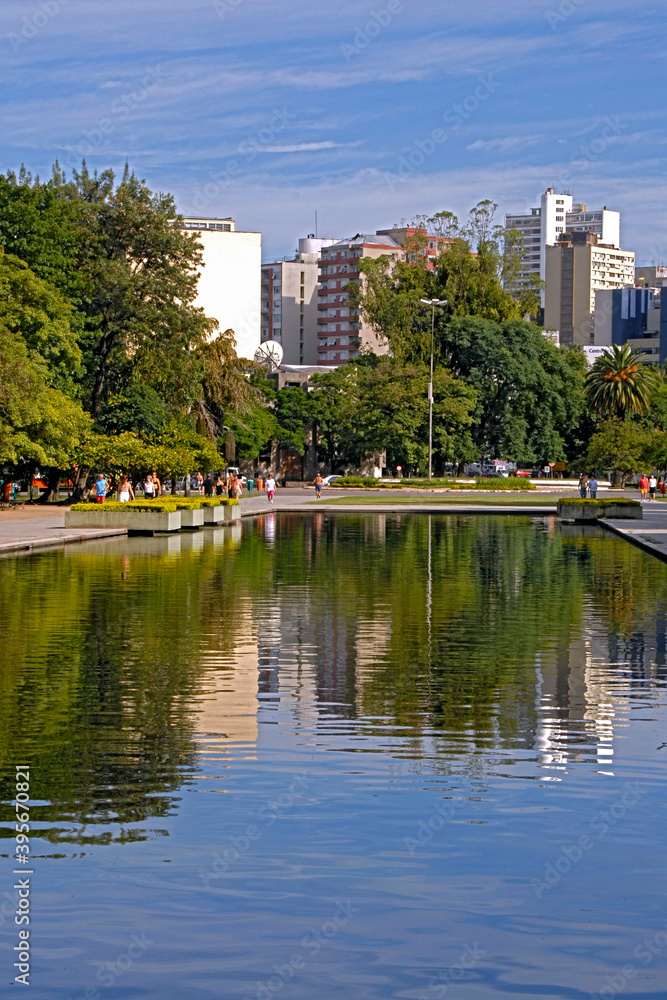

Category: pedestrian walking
[94, 473, 108, 504]
[142, 474, 158, 500]
[215, 474, 224, 497]
[588, 475, 598, 500]
[649, 474, 658, 501]
[117, 475, 135, 503]
[660, 474, 666, 497]
[265, 474, 276, 504]
[314, 473, 323, 499]
[204, 474, 213, 497]
[639, 473, 649, 501]
[579, 473, 588, 499]
[195, 471, 204, 494]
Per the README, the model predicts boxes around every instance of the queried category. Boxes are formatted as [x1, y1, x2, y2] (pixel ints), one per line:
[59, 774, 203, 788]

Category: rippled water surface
[1, 513, 666, 999]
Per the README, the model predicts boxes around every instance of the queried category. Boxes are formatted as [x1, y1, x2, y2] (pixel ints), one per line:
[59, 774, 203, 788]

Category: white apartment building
[544, 231, 635, 346]
[317, 234, 403, 366]
[179, 216, 261, 360]
[261, 237, 336, 366]
[505, 189, 621, 300]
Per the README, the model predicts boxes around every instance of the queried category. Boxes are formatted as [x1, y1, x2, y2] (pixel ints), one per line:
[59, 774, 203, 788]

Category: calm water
[1, 514, 666, 1000]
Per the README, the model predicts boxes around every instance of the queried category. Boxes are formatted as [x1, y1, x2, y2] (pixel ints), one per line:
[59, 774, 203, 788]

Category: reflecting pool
[1, 514, 666, 999]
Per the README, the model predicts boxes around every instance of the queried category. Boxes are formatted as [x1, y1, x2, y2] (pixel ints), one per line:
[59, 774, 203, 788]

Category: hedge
[70, 497, 239, 513]
[558, 497, 640, 508]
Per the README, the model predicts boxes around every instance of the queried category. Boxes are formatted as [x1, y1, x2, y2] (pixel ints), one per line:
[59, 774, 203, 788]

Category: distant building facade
[636, 265, 667, 290]
[594, 287, 667, 363]
[505, 189, 621, 301]
[261, 238, 337, 366]
[317, 234, 403, 366]
[544, 231, 635, 346]
[179, 216, 261, 359]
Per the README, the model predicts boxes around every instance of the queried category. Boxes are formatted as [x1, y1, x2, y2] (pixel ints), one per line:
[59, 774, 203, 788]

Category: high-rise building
[261, 237, 337, 365]
[594, 287, 667, 363]
[317, 234, 403, 366]
[505, 189, 621, 300]
[544, 231, 635, 346]
[179, 216, 261, 359]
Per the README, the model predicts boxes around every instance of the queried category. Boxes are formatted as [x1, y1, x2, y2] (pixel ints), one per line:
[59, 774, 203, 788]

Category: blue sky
[1, 0, 665, 263]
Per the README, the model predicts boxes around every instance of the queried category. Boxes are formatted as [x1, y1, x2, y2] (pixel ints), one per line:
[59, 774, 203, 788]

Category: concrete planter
[222, 504, 240, 522]
[203, 505, 226, 526]
[179, 508, 204, 530]
[557, 501, 642, 521]
[65, 509, 182, 533]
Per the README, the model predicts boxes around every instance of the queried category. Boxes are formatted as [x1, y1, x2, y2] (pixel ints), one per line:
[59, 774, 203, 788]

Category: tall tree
[585, 344, 658, 419]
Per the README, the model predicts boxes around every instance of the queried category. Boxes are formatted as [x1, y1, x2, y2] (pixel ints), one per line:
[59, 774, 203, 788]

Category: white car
[322, 475, 343, 487]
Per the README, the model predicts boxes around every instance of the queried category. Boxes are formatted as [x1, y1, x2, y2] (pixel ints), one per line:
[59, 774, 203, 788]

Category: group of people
[89, 470, 280, 504]
[638, 473, 664, 502]
[90, 473, 160, 503]
[578, 474, 599, 499]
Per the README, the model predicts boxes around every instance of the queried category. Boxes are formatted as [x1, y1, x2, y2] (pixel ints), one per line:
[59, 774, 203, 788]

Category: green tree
[586, 417, 652, 485]
[311, 354, 477, 472]
[585, 344, 658, 419]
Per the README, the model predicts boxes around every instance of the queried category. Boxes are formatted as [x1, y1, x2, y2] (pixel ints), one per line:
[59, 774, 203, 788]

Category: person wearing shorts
[94, 473, 108, 504]
[639, 474, 649, 501]
[649, 474, 657, 501]
[314, 474, 323, 499]
[265, 475, 276, 504]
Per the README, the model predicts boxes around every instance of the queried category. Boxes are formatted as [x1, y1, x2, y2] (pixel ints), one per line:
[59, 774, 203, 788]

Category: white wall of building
[180, 218, 262, 360]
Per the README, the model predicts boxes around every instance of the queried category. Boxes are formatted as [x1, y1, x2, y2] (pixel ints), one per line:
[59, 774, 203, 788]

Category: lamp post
[419, 298, 447, 479]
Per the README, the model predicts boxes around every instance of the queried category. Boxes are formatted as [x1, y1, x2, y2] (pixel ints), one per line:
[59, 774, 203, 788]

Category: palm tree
[585, 343, 658, 418]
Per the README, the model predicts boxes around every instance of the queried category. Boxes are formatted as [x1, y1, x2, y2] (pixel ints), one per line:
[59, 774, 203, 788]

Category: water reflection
[0, 514, 666, 844]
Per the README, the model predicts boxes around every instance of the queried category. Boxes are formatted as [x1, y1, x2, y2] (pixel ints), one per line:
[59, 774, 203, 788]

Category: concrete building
[594, 287, 667, 363]
[505, 189, 621, 300]
[544, 231, 635, 346]
[636, 265, 667, 290]
[261, 237, 336, 365]
[317, 234, 403, 366]
[375, 226, 453, 268]
[179, 216, 261, 359]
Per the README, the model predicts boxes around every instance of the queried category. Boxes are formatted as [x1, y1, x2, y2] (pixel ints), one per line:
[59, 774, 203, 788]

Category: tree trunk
[613, 469, 624, 488]
[70, 466, 91, 504]
[35, 468, 61, 504]
[185, 475, 191, 497]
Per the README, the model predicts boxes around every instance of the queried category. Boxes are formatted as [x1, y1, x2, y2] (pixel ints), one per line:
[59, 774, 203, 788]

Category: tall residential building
[261, 238, 337, 365]
[504, 189, 621, 299]
[179, 216, 261, 359]
[594, 287, 667, 363]
[544, 231, 635, 346]
[317, 234, 403, 366]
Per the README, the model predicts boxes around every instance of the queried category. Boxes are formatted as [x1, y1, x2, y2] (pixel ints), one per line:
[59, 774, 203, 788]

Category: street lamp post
[419, 298, 447, 479]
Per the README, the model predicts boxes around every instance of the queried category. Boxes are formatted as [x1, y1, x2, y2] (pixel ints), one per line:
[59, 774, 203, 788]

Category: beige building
[261, 238, 336, 365]
[317, 234, 403, 365]
[179, 216, 261, 360]
[544, 231, 635, 346]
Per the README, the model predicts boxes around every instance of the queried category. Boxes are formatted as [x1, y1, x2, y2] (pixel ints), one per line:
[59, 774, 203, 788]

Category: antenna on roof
[315, 211, 318, 238]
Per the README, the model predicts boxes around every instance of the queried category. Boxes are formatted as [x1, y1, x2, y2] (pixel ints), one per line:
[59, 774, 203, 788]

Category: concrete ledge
[0, 528, 127, 556]
[65, 510, 182, 533]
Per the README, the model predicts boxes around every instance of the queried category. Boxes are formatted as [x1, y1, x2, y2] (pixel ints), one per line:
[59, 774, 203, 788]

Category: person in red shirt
[639, 474, 649, 501]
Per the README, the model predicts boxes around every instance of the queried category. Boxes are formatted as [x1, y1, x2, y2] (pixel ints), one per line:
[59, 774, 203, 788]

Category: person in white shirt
[649, 474, 658, 501]
[265, 476, 276, 504]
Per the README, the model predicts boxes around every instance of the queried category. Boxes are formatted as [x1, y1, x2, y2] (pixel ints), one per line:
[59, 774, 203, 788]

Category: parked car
[322, 475, 343, 487]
